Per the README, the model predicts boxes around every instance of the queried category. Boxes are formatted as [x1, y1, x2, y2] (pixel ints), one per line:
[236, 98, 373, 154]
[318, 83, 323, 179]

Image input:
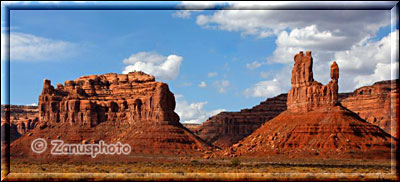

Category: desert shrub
[231, 158, 241, 166]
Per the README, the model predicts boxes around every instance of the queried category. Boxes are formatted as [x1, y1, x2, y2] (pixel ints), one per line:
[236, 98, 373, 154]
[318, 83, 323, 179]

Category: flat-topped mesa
[38, 71, 179, 127]
[287, 51, 339, 112]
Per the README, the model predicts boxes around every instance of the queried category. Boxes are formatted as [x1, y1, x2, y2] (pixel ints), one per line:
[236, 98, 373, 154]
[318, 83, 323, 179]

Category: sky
[1, 1, 399, 124]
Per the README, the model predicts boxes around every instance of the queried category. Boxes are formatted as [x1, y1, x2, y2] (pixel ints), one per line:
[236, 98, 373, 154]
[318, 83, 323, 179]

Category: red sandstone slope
[224, 106, 395, 159]
[10, 72, 210, 160]
[222, 51, 396, 159]
[192, 94, 287, 149]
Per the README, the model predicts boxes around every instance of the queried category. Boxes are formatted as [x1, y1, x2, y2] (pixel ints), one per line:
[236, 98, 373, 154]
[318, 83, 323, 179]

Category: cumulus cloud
[3, 32, 76, 61]
[198, 81, 207, 88]
[335, 30, 399, 90]
[269, 25, 347, 64]
[213, 80, 230, 93]
[190, 8, 393, 92]
[122, 52, 183, 80]
[244, 78, 284, 98]
[196, 10, 389, 42]
[207, 72, 218, 77]
[175, 94, 225, 124]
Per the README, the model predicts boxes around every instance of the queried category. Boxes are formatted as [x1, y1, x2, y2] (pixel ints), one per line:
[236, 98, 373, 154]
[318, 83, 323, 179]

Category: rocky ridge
[192, 94, 287, 148]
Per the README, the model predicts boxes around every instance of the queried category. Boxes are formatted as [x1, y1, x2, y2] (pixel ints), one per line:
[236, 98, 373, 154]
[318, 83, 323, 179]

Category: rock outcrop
[341, 79, 399, 138]
[222, 51, 396, 159]
[287, 51, 339, 112]
[11, 72, 210, 160]
[38, 71, 179, 127]
[1, 105, 38, 142]
[191, 94, 287, 148]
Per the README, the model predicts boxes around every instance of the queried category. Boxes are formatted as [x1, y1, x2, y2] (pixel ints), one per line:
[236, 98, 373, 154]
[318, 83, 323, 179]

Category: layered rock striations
[222, 51, 396, 159]
[287, 51, 339, 112]
[11, 72, 210, 159]
[192, 94, 287, 148]
[1, 105, 38, 142]
[38, 71, 179, 127]
[341, 79, 399, 138]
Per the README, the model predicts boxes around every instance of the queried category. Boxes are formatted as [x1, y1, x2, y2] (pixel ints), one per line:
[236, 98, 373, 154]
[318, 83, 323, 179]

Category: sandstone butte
[189, 79, 398, 149]
[220, 51, 397, 159]
[9, 71, 210, 160]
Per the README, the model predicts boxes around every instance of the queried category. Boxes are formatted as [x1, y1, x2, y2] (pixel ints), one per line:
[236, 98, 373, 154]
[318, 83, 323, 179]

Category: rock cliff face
[38, 71, 179, 128]
[287, 51, 339, 112]
[341, 79, 399, 138]
[192, 94, 287, 148]
[221, 51, 396, 159]
[11, 72, 210, 159]
[1, 105, 38, 142]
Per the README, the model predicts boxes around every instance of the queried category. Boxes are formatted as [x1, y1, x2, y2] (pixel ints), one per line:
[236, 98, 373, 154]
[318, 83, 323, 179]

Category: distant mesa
[220, 51, 396, 159]
[191, 94, 287, 149]
[341, 79, 399, 138]
[1, 105, 38, 142]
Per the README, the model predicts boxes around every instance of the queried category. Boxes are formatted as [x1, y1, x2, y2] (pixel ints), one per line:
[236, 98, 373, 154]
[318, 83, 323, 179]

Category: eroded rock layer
[341, 79, 399, 138]
[287, 51, 339, 112]
[192, 94, 287, 148]
[38, 72, 179, 127]
[11, 72, 210, 159]
[1, 105, 38, 142]
[221, 51, 396, 159]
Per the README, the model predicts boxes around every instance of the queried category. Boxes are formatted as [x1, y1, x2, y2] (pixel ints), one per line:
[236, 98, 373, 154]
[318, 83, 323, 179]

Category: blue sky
[1, 1, 399, 124]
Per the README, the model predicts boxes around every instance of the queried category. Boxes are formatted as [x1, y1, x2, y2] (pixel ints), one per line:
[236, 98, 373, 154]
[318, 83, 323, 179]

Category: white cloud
[266, 28, 398, 92]
[172, 10, 192, 19]
[122, 51, 165, 64]
[213, 80, 230, 93]
[3, 32, 76, 61]
[195, 10, 389, 42]
[175, 94, 225, 124]
[335, 30, 399, 90]
[244, 78, 284, 98]
[198, 81, 207, 88]
[269, 25, 347, 64]
[27, 103, 37, 106]
[177, 5, 395, 94]
[122, 52, 182, 80]
[207, 72, 218, 77]
[246, 60, 263, 69]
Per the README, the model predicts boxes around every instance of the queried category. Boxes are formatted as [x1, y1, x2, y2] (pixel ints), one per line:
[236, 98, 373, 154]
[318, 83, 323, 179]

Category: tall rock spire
[287, 51, 339, 112]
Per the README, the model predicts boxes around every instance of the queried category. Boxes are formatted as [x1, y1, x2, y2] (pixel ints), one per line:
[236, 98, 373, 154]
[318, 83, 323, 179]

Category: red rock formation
[1, 105, 38, 142]
[11, 72, 210, 160]
[287, 51, 339, 112]
[341, 79, 399, 138]
[191, 94, 287, 149]
[221, 51, 396, 160]
[38, 72, 179, 127]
